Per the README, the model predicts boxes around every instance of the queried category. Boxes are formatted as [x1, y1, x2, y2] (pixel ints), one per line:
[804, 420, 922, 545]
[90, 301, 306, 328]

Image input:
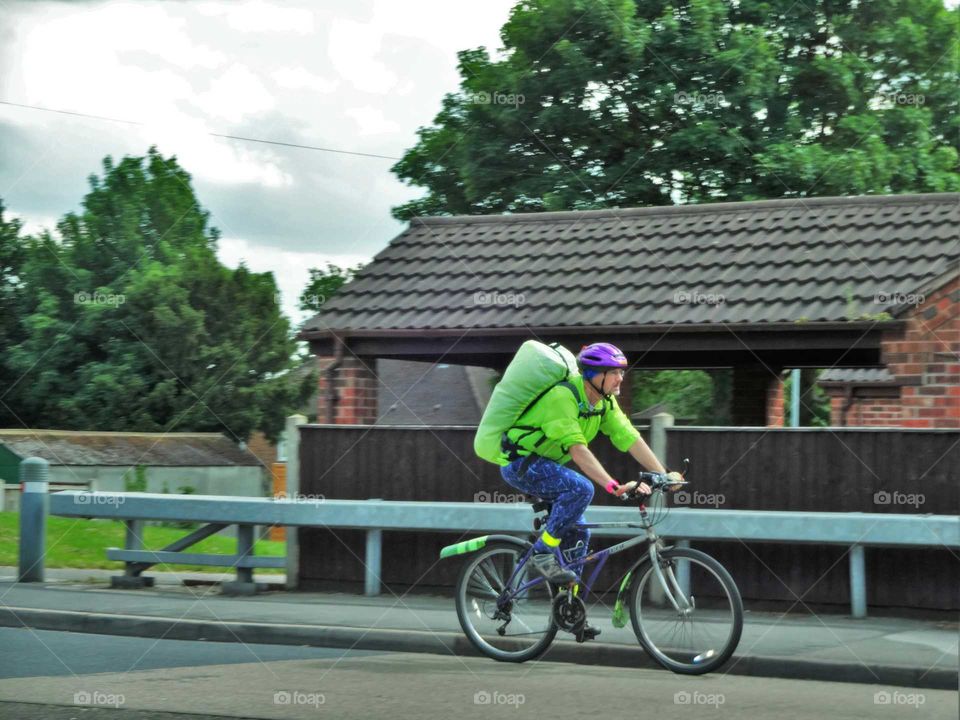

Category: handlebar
[619, 458, 690, 502]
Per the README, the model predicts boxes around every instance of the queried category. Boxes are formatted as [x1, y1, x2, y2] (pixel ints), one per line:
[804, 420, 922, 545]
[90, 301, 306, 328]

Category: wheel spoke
[632, 549, 742, 673]
[457, 545, 556, 662]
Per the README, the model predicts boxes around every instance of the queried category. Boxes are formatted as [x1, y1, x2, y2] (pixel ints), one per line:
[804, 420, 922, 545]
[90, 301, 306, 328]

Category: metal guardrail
[43, 490, 959, 615]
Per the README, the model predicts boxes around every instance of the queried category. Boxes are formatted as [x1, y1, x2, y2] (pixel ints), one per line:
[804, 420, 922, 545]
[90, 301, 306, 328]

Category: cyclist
[500, 343, 681, 619]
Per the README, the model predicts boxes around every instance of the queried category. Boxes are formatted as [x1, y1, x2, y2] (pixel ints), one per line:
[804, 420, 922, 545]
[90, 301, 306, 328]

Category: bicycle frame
[498, 515, 694, 615]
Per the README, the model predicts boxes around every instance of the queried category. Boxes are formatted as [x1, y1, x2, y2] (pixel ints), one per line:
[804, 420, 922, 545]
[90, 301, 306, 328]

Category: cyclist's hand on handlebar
[615, 480, 651, 498]
[613, 480, 635, 497]
[664, 471, 684, 491]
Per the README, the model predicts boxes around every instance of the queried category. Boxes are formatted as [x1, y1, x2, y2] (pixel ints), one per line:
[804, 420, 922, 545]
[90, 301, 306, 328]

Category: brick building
[819, 270, 958, 428]
[301, 193, 958, 429]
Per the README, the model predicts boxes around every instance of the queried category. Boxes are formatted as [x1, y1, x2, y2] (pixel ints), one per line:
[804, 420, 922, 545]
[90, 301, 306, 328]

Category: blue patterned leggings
[501, 456, 593, 562]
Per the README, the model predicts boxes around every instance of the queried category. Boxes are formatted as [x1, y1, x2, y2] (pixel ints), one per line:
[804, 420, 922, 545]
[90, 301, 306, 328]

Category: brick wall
[733, 365, 785, 426]
[826, 273, 959, 428]
[830, 394, 905, 427]
[891, 274, 959, 428]
[316, 355, 379, 424]
[766, 376, 785, 427]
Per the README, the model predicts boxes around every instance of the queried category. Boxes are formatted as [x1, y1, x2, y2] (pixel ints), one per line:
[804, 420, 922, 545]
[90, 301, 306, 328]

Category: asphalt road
[0, 628, 955, 720]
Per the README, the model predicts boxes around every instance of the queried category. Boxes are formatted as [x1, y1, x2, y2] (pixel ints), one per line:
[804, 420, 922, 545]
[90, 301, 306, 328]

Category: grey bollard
[18, 457, 49, 582]
[648, 413, 673, 605]
[365, 498, 383, 597]
[284, 413, 306, 591]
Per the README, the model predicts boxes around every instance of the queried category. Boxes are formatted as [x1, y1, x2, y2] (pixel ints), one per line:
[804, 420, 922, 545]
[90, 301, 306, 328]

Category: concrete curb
[0, 607, 953, 690]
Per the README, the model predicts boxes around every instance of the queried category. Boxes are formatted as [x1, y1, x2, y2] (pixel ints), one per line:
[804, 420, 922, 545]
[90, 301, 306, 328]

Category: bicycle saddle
[527, 496, 551, 514]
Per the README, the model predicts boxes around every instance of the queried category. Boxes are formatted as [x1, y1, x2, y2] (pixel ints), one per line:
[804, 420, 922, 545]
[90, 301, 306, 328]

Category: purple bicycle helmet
[578, 342, 627, 369]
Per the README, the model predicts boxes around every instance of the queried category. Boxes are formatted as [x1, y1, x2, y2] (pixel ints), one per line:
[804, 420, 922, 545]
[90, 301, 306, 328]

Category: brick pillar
[731, 365, 782, 426]
[316, 355, 378, 425]
[881, 273, 959, 428]
[828, 392, 849, 426]
[766, 376, 785, 427]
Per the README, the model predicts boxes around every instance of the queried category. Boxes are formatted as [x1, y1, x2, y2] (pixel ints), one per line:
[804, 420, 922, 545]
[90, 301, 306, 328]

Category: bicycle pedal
[575, 624, 601, 643]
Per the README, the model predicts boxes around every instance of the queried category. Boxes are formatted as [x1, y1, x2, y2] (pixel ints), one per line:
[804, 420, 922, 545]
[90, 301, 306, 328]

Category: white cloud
[17, 9, 196, 124]
[328, 19, 400, 94]
[1, 0, 516, 265]
[345, 106, 401, 136]
[272, 67, 339, 94]
[196, 64, 275, 124]
[217, 236, 370, 324]
[150, 123, 293, 189]
[198, 0, 315, 34]
[8, 211, 60, 238]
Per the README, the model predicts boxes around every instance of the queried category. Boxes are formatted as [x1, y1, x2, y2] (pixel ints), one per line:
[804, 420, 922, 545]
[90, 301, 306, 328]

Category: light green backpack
[474, 341, 580, 465]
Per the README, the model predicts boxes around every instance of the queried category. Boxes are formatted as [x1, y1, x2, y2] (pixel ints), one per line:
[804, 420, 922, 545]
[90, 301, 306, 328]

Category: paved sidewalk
[0, 568, 955, 689]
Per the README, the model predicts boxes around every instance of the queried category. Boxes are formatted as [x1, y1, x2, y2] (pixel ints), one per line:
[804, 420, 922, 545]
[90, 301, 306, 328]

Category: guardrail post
[284, 413, 306, 591]
[674, 539, 691, 598]
[649, 412, 674, 463]
[849, 544, 867, 618]
[649, 413, 674, 604]
[111, 519, 155, 588]
[18, 457, 49, 582]
[365, 498, 383, 597]
[223, 524, 257, 596]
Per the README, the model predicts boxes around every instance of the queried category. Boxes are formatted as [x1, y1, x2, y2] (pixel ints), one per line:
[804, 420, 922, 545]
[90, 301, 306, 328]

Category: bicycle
[440, 461, 743, 674]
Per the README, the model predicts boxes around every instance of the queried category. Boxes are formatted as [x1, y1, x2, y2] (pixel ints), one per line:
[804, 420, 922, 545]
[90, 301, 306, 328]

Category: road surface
[0, 628, 953, 719]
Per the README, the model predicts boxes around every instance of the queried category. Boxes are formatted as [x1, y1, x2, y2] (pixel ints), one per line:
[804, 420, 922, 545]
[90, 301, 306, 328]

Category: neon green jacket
[501, 375, 640, 465]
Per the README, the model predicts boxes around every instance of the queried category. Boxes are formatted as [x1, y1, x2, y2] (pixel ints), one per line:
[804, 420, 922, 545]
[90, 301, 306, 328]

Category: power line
[208, 132, 399, 160]
[0, 99, 401, 161]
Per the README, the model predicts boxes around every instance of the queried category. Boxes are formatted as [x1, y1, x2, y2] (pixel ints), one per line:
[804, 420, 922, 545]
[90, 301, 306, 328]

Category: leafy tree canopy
[393, 0, 958, 220]
[1, 148, 311, 442]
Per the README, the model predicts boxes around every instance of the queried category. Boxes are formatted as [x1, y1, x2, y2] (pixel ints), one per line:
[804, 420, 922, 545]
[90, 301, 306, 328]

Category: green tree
[392, 0, 959, 219]
[299, 262, 365, 316]
[632, 369, 715, 424]
[0, 202, 26, 425]
[4, 148, 311, 442]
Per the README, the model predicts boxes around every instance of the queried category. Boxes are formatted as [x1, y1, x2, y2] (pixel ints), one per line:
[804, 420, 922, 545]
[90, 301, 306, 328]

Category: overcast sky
[0, 0, 515, 323]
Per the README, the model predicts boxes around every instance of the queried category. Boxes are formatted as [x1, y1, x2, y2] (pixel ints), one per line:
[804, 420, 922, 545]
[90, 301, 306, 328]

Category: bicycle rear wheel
[629, 546, 743, 674]
[455, 541, 558, 662]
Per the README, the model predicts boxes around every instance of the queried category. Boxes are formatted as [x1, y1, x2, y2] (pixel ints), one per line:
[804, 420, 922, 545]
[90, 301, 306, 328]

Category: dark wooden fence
[298, 425, 959, 612]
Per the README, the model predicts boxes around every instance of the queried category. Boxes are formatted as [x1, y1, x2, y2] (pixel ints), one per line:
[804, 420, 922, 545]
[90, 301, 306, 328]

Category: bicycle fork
[648, 541, 694, 614]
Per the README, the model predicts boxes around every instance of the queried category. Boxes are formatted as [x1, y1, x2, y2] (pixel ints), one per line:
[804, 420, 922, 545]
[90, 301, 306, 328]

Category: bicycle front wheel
[455, 541, 558, 663]
[629, 546, 743, 674]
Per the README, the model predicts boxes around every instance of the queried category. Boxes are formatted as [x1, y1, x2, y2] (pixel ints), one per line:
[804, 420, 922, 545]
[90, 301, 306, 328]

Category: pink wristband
[605, 480, 619, 495]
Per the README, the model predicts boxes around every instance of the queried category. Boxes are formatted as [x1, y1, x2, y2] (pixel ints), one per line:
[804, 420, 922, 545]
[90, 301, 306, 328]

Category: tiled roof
[375, 360, 495, 425]
[0, 430, 260, 467]
[818, 368, 897, 385]
[302, 193, 958, 333]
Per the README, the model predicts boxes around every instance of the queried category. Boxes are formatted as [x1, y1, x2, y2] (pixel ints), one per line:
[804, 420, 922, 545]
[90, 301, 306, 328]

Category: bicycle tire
[628, 546, 743, 674]
[455, 541, 558, 663]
